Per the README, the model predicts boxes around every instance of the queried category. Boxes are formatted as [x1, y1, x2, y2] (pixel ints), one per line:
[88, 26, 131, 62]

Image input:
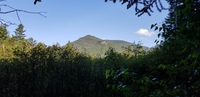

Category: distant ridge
[71, 35, 149, 56]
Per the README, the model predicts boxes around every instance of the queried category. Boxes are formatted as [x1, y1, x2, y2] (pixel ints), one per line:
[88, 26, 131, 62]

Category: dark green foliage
[105, 0, 167, 16]
[106, 0, 200, 97]
[0, 25, 145, 96]
[2, 0, 200, 96]
[14, 24, 26, 41]
[34, 0, 41, 5]
[0, 28, 114, 97]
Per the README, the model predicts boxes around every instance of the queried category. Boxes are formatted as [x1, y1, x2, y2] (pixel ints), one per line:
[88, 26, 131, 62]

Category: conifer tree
[14, 24, 26, 41]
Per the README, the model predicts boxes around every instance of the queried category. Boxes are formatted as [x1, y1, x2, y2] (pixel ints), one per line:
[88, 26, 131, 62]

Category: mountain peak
[84, 35, 94, 37]
[83, 35, 101, 40]
[72, 35, 102, 45]
[71, 35, 149, 56]
[75, 35, 102, 42]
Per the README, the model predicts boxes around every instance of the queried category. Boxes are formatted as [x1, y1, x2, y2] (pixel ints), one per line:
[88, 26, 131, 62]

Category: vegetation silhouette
[0, 0, 200, 97]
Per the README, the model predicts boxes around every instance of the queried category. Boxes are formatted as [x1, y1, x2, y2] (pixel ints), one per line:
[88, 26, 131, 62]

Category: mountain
[71, 35, 149, 56]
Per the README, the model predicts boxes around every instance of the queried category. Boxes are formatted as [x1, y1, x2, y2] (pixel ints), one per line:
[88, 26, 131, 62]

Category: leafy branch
[105, 0, 168, 16]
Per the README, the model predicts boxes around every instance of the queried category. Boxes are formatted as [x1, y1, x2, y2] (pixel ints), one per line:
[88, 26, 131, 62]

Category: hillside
[72, 35, 148, 56]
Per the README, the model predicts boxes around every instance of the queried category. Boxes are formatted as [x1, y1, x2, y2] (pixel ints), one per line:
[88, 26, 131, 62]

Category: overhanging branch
[105, 0, 168, 17]
[0, 4, 46, 26]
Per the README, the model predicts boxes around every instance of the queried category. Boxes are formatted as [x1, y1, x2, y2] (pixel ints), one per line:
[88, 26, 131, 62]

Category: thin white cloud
[135, 28, 155, 37]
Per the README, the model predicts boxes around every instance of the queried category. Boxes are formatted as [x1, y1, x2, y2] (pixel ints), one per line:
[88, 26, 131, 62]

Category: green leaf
[162, 24, 166, 32]
[154, 39, 157, 43]
[150, 23, 157, 29]
[159, 27, 162, 32]
[158, 64, 166, 70]
[158, 33, 161, 38]
[154, 26, 158, 31]
[105, 70, 110, 79]
[156, 41, 159, 44]
[151, 24, 154, 29]
[162, 24, 166, 28]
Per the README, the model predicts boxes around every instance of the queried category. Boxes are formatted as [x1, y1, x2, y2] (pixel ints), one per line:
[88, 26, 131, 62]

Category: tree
[122, 45, 133, 58]
[0, 24, 9, 58]
[14, 24, 26, 41]
[131, 41, 146, 57]
[150, 0, 200, 96]
[61, 41, 79, 60]
[0, 24, 8, 41]
[122, 42, 146, 58]
[105, 0, 200, 96]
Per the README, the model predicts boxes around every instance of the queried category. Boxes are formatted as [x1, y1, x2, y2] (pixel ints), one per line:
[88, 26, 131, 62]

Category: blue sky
[2, 0, 169, 47]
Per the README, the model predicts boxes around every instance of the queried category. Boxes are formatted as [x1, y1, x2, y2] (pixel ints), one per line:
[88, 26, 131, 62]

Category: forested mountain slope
[72, 35, 149, 56]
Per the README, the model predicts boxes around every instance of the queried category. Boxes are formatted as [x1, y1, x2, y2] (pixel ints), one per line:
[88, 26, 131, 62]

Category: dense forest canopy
[0, 0, 200, 97]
